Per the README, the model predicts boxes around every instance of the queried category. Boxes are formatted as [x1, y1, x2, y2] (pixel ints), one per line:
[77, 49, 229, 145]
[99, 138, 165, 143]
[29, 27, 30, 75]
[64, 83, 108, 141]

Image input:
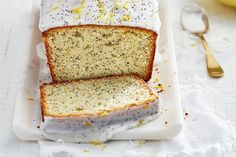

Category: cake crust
[43, 25, 157, 82]
[40, 75, 158, 118]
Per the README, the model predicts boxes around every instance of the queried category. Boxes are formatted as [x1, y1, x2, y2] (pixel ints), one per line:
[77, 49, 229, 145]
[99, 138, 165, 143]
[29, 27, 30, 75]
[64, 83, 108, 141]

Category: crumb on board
[153, 83, 164, 93]
[98, 111, 109, 117]
[184, 112, 190, 120]
[138, 140, 146, 145]
[165, 121, 168, 124]
[83, 149, 89, 153]
[89, 141, 107, 151]
[143, 105, 149, 110]
[27, 97, 34, 101]
[155, 77, 159, 82]
[89, 141, 107, 150]
[191, 43, 196, 48]
[138, 119, 144, 127]
[101, 144, 106, 151]
[89, 141, 103, 146]
[83, 121, 92, 127]
[157, 90, 164, 93]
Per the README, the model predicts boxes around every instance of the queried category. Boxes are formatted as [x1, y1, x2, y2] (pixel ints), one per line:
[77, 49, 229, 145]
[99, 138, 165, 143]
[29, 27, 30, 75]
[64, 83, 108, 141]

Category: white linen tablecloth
[0, 0, 236, 156]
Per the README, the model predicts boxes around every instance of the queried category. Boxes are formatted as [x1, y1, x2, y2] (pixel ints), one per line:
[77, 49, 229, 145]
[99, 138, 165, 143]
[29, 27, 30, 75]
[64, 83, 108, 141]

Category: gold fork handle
[197, 34, 224, 78]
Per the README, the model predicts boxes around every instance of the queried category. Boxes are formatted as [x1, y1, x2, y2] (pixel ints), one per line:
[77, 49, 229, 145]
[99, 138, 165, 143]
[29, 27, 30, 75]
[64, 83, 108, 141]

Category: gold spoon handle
[197, 34, 224, 78]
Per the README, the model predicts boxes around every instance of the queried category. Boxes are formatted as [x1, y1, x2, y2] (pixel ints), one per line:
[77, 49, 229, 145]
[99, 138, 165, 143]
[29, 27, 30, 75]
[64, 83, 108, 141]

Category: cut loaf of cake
[39, 0, 161, 142]
[43, 26, 157, 81]
[40, 0, 160, 81]
[40, 75, 159, 142]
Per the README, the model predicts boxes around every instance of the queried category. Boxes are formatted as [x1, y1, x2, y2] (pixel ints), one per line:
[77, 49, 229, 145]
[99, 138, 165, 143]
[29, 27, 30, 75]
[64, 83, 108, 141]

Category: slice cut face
[43, 25, 157, 81]
[40, 75, 158, 117]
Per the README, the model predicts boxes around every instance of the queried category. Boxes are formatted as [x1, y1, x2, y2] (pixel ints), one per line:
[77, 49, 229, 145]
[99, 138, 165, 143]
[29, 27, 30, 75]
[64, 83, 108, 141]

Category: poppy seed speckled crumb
[43, 25, 157, 81]
[40, 75, 158, 117]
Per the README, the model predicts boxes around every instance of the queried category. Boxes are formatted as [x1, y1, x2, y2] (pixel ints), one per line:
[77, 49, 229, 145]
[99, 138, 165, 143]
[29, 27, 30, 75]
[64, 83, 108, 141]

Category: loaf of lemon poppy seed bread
[40, 75, 159, 142]
[39, 0, 160, 81]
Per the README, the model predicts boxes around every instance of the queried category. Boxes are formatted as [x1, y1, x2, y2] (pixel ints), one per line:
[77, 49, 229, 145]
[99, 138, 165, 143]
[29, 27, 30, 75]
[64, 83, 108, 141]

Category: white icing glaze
[39, 0, 161, 33]
[41, 100, 160, 143]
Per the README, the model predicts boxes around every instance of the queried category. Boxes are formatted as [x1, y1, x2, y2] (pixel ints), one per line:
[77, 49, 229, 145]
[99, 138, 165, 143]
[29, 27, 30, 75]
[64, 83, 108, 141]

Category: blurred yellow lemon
[216, 0, 236, 7]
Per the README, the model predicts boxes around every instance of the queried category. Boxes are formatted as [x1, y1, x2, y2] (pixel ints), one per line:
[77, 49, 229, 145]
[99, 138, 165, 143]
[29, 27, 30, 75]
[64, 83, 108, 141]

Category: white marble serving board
[13, 0, 183, 141]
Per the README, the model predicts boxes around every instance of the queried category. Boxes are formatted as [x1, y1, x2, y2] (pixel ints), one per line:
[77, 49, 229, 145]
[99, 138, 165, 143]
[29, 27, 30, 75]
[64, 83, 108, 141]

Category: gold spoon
[180, 4, 224, 78]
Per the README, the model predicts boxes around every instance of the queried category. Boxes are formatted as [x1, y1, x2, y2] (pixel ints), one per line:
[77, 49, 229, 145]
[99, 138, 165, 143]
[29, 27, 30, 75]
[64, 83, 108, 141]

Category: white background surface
[0, 0, 236, 156]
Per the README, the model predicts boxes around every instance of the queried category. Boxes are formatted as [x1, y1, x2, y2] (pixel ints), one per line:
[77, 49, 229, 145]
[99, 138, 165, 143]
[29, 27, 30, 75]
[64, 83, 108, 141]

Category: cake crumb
[89, 141, 106, 150]
[83, 149, 89, 153]
[138, 119, 144, 127]
[154, 83, 164, 93]
[155, 77, 159, 82]
[143, 105, 149, 110]
[83, 121, 92, 127]
[99, 111, 109, 117]
[27, 97, 34, 101]
[89, 141, 103, 146]
[138, 140, 146, 145]
[101, 144, 106, 151]
[191, 43, 196, 48]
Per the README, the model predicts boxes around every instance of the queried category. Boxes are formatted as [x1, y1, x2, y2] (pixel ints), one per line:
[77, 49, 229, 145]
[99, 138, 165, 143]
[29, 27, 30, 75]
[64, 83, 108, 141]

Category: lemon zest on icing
[114, 0, 129, 10]
[71, 0, 86, 20]
[83, 121, 92, 127]
[47, 6, 59, 13]
[97, 0, 107, 21]
[99, 111, 109, 117]
[105, 13, 115, 24]
[143, 105, 149, 110]
[122, 14, 131, 21]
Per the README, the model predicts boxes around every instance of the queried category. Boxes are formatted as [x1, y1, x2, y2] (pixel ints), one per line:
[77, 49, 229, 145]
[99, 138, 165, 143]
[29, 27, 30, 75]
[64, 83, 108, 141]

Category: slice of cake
[39, 0, 160, 81]
[43, 26, 157, 81]
[40, 75, 159, 142]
